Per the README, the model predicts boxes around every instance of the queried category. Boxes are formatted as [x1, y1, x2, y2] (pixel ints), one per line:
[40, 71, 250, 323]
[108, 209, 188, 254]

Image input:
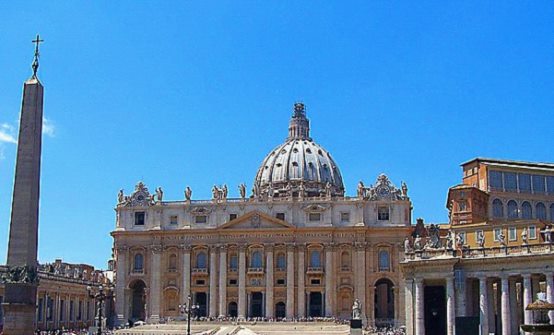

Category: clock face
[137, 195, 145, 201]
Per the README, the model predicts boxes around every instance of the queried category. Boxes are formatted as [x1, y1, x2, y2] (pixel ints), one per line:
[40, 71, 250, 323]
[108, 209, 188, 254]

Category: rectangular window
[311, 279, 321, 285]
[229, 279, 237, 286]
[38, 298, 43, 321]
[475, 230, 484, 243]
[529, 225, 537, 239]
[504, 172, 517, 192]
[276, 279, 286, 285]
[196, 279, 205, 285]
[229, 255, 238, 270]
[494, 228, 502, 242]
[519, 173, 531, 193]
[378, 207, 390, 221]
[458, 201, 467, 211]
[508, 227, 517, 241]
[308, 213, 321, 222]
[170, 215, 178, 225]
[489, 170, 503, 190]
[532, 175, 546, 194]
[276, 212, 285, 221]
[134, 212, 145, 225]
[195, 215, 207, 224]
[340, 212, 350, 223]
[547, 176, 554, 194]
[229, 213, 237, 221]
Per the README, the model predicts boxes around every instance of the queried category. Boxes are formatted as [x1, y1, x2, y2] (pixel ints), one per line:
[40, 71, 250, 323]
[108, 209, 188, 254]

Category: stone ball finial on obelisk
[2, 35, 45, 335]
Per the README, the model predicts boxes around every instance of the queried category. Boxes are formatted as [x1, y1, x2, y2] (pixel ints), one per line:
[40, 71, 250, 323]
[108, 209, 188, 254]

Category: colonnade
[115, 242, 403, 326]
[407, 271, 554, 335]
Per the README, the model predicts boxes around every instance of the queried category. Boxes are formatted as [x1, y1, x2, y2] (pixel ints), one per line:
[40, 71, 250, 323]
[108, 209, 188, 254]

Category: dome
[253, 103, 345, 199]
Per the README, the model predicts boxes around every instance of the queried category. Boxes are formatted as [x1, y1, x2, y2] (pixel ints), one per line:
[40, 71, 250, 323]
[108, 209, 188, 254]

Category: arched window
[550, 204, 554, 222]
[507, 200, 518, 219]
[229, 254, 238, 270]
[133, 253, 144, 272]
[168, 254, 177, 271]
[536, 203, 547, 220]
[341, 251, 351, 270]
[196, 252, 207, 269]
[522, 201, 532, 219]
[310, 250, 321, 268]
[492, 199, 504, 218]
[250, 251, 262, 268]
[378, 250, 390, 272]
[276, 253, 286, 270]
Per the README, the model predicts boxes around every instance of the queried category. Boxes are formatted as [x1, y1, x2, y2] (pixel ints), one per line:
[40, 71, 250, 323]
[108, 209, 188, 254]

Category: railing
[192, 267, 208, 274]
[275, 267, 286, 272]
[307, 266, 324, 273]
[248, 267, 264, 274]
[131, 268, 144, 274]
[404, 242, 553, 261]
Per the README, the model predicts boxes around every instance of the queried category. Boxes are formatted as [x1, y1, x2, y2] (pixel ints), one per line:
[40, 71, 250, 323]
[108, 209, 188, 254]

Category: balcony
[247, 267, 264, 274]
[131, 269, 144, 275]
[192, 268, 208, 274]
[306, 266, 323, 274]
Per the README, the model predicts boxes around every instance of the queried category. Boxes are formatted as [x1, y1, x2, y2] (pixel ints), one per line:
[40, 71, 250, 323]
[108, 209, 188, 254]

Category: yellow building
[401, 158, 554, 335]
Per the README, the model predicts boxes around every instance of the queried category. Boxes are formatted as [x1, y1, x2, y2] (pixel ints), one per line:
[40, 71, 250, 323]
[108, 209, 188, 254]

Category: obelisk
[2, 35, 44, 335]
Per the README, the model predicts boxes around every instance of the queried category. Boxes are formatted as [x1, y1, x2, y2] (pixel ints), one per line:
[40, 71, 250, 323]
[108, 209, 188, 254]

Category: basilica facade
[111, 103, 412, 327]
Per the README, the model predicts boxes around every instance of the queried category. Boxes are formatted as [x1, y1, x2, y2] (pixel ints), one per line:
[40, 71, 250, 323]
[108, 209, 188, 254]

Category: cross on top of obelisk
[31, 34, 44, 78]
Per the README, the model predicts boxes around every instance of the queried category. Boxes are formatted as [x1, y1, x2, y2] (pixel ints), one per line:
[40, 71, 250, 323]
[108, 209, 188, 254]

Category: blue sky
[0, 2, 553, 269]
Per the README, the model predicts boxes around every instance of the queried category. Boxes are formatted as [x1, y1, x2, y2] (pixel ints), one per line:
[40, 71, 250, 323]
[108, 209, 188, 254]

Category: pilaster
[265, 244, 274, 318]
[286, 244, 295, 318]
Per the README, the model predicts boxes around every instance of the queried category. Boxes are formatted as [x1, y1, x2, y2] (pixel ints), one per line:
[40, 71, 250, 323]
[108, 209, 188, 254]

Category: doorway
[424, 286, 446, 335]
[309, 292, 323, 317]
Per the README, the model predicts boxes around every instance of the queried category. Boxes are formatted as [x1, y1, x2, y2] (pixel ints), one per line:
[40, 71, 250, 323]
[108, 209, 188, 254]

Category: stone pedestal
[350, 319, 362, 335]
[2, 282, 38, 335]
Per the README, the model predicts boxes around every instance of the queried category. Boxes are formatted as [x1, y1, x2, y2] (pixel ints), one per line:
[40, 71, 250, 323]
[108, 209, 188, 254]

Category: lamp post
[87, 285, 112, 335]
[179, 294, 199, 335]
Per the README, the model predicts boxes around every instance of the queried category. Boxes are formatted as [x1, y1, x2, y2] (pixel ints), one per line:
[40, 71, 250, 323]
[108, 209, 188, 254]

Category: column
[324, 244, 334, 317]
[265, 244, 274, 318]
[414, 278, 425, 335]
[238, 245, 246, 319]
[455, 269, 467, 317]
[355, 242, 366, 322]
[149, 245, 162, 323]
[286, 244, 295, 319]
[209, 246, 218, 318]
[182, 246, 191, 304]
[219, 245, 228, 318]
[509, 278, 519, 335]
[404, 279, 414, 335]
[446, 276, 456, 335]
[478, 276, 489, 335]
[523, 273, 533, 330]
[114, 245, 128, 326]
[297, 245, 306, 318]
[546, 272, 554, 325]
[501, 276, 510, 335]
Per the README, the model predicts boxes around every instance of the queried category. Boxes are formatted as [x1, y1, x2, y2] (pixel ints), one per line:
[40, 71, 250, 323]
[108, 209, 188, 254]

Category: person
[156, 187, 163, 202]
[352, 299, 361, 320]
[477, 231, 485, 248]
[357, 181, 365, 198]
[185, 186, 192, 201]
[239, 183, 246, 199]
[118, 189, 124, 203]
[521, 227, 528, 245]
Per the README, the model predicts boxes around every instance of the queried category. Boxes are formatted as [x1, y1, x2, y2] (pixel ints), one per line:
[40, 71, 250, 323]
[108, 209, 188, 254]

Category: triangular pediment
[219, 211, 295, 230]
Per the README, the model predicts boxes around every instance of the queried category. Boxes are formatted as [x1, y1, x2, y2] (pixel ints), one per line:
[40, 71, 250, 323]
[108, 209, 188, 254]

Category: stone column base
[2, 302, 36, 335]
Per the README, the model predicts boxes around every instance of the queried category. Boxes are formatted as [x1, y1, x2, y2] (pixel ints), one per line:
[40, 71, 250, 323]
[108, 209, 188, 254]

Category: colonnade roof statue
[253, 102, 345, 199]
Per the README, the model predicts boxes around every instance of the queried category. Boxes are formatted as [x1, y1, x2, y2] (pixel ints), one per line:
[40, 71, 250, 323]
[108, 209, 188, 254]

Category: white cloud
[43, 117, 55, 137]
[0, 123, 17, 144]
